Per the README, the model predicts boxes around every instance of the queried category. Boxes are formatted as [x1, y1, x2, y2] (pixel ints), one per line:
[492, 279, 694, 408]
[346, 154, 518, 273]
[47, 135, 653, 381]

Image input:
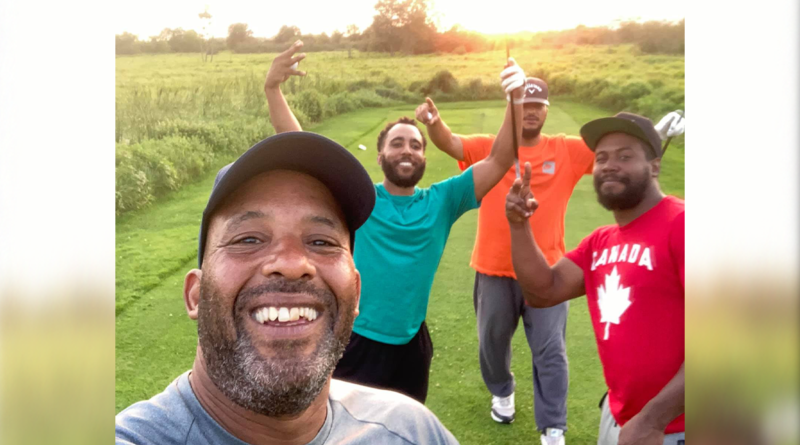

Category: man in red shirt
[506, 112, 685, 445]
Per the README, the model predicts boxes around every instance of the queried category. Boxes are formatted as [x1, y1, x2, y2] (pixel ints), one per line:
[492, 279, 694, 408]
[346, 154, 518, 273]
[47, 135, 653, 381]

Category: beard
[522, 126, 542, 139]
[594, 166, 651, 211]
[381, 156, 426, 188]
[197, 276, 356, 418]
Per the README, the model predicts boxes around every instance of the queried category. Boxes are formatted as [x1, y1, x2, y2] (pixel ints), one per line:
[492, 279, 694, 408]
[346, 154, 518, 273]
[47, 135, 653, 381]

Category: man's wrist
[508, 219, 530, 229]
[635, 404, 670, 432]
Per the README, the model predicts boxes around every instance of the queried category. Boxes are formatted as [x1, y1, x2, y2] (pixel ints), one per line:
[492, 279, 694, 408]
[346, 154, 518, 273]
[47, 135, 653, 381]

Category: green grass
[115, 99, 685, 444]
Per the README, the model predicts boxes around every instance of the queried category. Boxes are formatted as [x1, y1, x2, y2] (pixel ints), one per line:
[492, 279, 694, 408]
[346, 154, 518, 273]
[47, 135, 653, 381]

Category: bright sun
[114, 0, 684, 39]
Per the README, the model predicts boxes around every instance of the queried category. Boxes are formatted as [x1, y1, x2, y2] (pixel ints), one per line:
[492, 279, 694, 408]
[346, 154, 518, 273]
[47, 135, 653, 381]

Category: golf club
[662, 110, 684, 155]
[506, 37, 520, 179]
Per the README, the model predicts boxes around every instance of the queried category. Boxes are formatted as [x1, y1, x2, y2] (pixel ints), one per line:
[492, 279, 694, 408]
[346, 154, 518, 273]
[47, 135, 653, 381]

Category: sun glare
[115, 0, 684, 39]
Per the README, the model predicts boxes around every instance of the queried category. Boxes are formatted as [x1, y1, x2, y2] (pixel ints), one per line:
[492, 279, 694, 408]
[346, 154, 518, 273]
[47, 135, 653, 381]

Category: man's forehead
[214, 171, 346, 225]
[388, 123, 423, 141]
[596, 133, 644, 152]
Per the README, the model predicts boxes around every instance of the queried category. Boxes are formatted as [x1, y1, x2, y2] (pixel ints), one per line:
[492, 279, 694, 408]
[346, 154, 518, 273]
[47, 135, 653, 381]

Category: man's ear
[376, 152, 383, 167]
[650, 157, 662, 178]
[184, 269, 202, 320]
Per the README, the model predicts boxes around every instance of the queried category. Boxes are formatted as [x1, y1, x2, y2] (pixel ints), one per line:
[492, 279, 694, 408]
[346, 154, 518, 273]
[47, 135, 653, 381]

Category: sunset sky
[114, 0, 685, 39]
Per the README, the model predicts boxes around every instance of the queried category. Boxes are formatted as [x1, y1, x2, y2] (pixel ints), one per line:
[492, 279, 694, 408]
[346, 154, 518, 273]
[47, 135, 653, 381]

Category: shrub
[347, 79, 375, 92]
[407, 80, 426, 94]
[349, 89, 391, 108]
[548, 74, 577, 95]
[323, 92, 357, 116]
[597, 86, 627, 111]
[115, 155, 152, 215]
[620, 81, 652, 101]
[424, 70, 458, 94]
[291, 90, 324, 122]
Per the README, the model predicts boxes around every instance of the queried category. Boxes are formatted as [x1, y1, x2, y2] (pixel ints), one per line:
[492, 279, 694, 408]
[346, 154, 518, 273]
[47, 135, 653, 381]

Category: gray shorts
[598, 393, 685, 445]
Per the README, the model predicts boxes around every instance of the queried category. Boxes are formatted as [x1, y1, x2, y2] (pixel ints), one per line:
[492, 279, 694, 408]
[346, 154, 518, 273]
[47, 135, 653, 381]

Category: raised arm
[506, 163, 586, 307]
[470, 59, 525, 200]
[416, 98, 464, 160]
[264, 40, 307, 133]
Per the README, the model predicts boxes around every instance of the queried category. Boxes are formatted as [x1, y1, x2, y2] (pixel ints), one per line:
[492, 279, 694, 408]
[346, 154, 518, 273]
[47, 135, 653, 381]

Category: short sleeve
[564, 231, 594, 272]
[565, 135, 595, 180]
[457, 134, 495, 171]
[669, 211, 685, 291]
[433, 166, 479, 225]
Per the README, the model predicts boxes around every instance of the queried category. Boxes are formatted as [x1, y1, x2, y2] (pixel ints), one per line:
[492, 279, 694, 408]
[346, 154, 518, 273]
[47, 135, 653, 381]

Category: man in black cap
[417, 80, 683, 444]
[416, 77, 593, 443]
[115, 132, 460, 444]
[263, 41, 525, 406]
[506, 112, 685, 445]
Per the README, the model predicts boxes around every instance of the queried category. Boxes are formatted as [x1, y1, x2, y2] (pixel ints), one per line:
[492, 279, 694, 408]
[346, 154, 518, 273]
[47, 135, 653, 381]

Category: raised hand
[500, 57, 525, 103]
[415, 97, 440, 125]
[265, 40, 307, 92]
[506, 162, 538, 224]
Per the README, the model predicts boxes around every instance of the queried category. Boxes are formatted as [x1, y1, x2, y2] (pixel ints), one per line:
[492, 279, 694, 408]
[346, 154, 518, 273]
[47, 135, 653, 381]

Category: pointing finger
[426, 97, 436, 111]
[523, 162, 532, 184]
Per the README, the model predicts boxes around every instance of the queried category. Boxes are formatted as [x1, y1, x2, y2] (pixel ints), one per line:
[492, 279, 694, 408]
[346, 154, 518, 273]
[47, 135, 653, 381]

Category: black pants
[333, 322, 433, 404]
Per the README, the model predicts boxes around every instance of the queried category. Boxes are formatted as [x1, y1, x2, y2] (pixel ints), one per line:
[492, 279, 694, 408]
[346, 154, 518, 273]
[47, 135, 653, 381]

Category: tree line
[116, 0, 684, 57]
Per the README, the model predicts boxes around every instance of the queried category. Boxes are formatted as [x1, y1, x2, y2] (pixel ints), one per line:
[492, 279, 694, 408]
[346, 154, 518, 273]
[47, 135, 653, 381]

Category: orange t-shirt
[458, 133, 595, 277]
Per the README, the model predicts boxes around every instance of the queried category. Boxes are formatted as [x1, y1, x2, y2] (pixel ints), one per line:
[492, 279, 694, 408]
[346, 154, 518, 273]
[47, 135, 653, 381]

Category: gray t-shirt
[116, 371, 459, 445]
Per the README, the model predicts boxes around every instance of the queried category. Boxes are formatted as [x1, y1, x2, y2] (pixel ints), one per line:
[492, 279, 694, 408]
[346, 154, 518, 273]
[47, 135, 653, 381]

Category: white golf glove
[501, 59, 526, 102]
[654, 111, 685, 140]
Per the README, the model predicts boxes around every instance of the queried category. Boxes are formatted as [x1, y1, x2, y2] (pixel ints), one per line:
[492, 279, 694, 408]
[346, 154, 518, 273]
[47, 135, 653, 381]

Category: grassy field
[115, 98, 685, 444]
[115, 45, 684, 216]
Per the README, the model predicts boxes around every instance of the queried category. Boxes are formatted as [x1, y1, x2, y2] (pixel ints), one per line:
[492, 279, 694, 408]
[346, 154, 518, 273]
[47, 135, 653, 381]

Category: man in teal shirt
[265, 41, 525, 403]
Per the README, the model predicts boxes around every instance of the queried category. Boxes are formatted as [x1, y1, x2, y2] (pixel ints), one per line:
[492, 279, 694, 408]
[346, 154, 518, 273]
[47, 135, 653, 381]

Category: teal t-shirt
[353, 167, 479, 345]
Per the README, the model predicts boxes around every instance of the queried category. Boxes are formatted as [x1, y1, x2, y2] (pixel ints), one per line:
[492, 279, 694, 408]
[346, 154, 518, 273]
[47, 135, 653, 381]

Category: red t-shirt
[565, 196, 685, 434]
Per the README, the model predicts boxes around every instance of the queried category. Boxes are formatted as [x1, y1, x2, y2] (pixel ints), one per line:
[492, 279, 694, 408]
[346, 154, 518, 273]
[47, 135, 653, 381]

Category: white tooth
[255, 310, 264, 323]
[278, 307, 290, 322]
[269, 307, 278, 321]
[310, 309, 317, 320]
[289, 307, 299, 321]
[299, 307, 307, 319]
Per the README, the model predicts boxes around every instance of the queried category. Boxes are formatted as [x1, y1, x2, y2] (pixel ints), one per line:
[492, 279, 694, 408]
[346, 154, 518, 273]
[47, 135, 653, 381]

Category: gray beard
[197, 279, 354, 417]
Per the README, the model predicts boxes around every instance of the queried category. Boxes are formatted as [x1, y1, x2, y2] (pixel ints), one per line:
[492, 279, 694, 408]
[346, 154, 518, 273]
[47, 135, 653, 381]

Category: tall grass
[116, 45, 684, 215]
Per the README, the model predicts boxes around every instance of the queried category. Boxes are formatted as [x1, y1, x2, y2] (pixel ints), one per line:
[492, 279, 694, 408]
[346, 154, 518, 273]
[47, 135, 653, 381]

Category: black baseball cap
[197, 131, 376, 267]
[580, 112, 663, 159]
[522, 77, 549, 105]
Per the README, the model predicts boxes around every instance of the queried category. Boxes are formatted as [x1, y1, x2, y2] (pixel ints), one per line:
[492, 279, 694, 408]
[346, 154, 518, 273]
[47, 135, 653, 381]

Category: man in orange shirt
[416, 78, 594, 445]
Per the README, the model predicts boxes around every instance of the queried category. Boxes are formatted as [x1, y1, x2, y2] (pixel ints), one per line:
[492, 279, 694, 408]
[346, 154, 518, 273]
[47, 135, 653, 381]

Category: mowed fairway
[115, 99, 685, 444]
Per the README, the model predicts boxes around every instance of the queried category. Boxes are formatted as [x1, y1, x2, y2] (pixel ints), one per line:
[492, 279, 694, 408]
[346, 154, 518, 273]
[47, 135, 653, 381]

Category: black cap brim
[198, 131, 376, 267]
[580, 117, 661, 158]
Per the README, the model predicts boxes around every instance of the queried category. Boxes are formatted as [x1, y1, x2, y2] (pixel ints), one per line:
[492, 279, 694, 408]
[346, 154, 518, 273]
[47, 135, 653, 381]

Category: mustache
[234, 279, 336, 313]
[598, 174, 630, 184]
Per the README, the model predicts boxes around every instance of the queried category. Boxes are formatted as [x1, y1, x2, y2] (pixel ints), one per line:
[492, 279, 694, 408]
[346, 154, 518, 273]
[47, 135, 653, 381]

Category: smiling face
[378, 123, 427, 188]
[521, 102, 548, 139]
[184, 170, 360, 417]
[592, 133, 660, 211]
